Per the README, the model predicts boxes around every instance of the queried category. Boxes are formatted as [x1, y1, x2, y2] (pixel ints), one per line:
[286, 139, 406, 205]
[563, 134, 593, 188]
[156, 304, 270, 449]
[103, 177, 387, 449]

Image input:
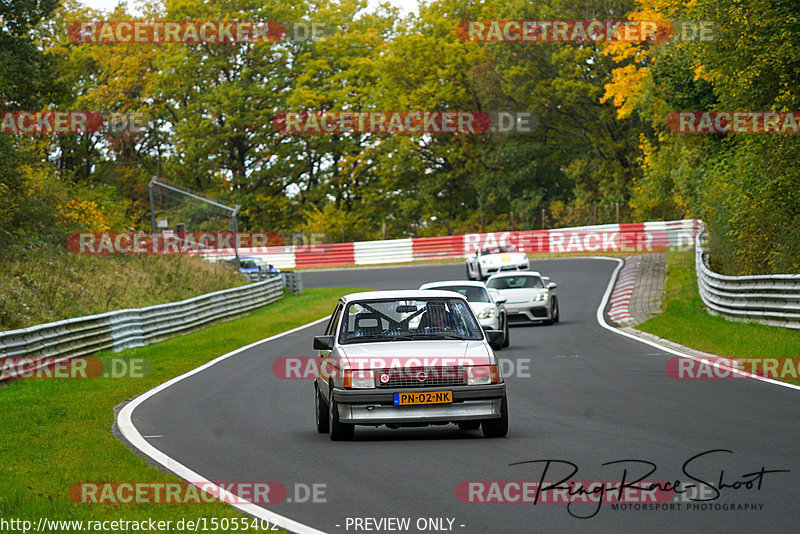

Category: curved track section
[119, 259, 800, 533]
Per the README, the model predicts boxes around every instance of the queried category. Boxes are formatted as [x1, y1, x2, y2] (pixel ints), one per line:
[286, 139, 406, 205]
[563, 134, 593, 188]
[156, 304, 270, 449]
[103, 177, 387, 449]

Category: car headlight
[478, 307, 496, 319]
[466, 365, 500, 385]
[344, 369, 375, 389]
[532, 293, 547, 302]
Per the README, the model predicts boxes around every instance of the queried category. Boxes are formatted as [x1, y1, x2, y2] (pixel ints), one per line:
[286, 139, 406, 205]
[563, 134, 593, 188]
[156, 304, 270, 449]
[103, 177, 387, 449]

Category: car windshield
[425, 285, 491, 303]
[481, 244, 517, 255]
[487, 275, 544, 289]
[339, 298, 483, 344]
[239, 259, 259, 270]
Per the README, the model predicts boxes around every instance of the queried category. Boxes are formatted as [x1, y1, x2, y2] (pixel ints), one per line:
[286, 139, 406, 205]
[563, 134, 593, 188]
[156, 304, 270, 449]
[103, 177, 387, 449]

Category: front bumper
[332, 383, 506, 424]
[478, 316, 501, 330]
[506, 303, 550, 323]
[481, 263, 529, 276]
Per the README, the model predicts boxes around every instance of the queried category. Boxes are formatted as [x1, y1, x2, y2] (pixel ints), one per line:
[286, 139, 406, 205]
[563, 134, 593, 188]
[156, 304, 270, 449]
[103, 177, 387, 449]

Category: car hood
[340, 340, 494, 369]
[469, 302, 496, 315]
[495, 287, 548, 304]
[479, 252, 528, 265]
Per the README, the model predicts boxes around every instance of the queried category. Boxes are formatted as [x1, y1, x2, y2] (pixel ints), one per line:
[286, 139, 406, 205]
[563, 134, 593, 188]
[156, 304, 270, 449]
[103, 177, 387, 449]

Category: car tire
[543, 301, 554, 325]
[501, 316, 510, 347]
[315, 385, 329, 434]
[553, 297, 560, 323]
[458, 421, 481, 430]
[328, 391, 354, 441]
[477, 264, 484, 281]
[466, 263, 474, 280]
[481, 395, 508, 438]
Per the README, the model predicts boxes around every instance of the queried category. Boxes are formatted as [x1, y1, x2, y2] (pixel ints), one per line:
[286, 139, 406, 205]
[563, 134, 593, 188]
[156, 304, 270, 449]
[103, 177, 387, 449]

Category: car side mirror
[313, 335, 334, 350]
[484, 329, 504, 350]
[547, 282, 558, 289]
[494, 296, 508, 305]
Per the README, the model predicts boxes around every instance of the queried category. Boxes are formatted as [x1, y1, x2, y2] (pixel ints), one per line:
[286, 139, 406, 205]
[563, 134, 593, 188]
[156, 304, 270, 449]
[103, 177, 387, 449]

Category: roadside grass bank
[0, 242, 245, 331]
[0, 287, 366, 531]
[636, 252, 800, 386]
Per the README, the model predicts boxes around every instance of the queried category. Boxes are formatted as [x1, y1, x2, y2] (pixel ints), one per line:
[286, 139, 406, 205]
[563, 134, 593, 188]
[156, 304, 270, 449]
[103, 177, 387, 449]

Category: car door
[317, 302, 342, 397]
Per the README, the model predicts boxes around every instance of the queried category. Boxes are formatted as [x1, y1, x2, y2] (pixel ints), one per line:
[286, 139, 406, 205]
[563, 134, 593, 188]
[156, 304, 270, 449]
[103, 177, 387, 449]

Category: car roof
[419, 280, 488, 289]
[339, 290, 469, 304]
[486, 271, 542, 280]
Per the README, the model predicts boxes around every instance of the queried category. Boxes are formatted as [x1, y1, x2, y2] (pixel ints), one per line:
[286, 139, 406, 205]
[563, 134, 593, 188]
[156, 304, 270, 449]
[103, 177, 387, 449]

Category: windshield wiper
[411, 332, 468, 340]
[346, 334, 415, 342]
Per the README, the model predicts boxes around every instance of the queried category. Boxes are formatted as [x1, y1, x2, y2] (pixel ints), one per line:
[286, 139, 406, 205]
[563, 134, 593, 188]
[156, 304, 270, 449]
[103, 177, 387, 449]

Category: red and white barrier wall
[206, 219, 700, 269]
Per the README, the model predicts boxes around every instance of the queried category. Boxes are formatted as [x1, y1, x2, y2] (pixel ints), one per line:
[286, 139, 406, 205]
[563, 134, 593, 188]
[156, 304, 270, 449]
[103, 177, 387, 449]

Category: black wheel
[501, 316, 510, 347]
[466, 263, 474, 280]
[458, 421, 481, 430]
[481, 395, 509, 438]
[328, 391, 354, 441]
[315, 385, 329, 434]
[477, 264, 484, 281]
[543, 301, 554, 325]
[553, 297, 560, 323]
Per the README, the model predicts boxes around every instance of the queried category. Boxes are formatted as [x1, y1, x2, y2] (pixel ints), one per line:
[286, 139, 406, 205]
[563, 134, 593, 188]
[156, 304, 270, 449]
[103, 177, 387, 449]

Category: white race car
[466, 244, 530, 280]
[419, 280, 509, 348]
[486, 271, 559, 325]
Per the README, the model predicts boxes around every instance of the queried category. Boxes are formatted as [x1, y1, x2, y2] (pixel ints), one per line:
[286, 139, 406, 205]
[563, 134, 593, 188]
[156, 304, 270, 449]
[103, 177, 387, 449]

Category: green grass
[0, 287, 366, 532]
[637, 251, 800, 385]
[0, 243, 246, 331]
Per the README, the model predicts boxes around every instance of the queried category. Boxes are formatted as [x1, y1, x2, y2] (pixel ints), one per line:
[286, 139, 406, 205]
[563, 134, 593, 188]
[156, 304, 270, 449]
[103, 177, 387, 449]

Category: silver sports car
[418, 280, 510, 348]
[486, 271, 559, 325]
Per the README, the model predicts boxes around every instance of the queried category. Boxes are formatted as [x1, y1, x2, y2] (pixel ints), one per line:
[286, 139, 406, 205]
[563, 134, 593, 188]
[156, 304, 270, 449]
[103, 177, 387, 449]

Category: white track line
[594, 257, 800, 392]
[117, 317, 330, 534]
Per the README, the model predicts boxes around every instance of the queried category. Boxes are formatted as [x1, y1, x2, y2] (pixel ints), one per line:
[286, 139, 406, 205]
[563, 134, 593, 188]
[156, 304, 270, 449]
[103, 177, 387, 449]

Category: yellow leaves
[602, 64, 650, 119]
[57, 199, 111, 232]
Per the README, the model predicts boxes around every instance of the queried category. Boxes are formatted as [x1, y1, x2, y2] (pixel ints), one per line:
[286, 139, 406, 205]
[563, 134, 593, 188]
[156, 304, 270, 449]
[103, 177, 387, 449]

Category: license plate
[393, 391, 453, 405]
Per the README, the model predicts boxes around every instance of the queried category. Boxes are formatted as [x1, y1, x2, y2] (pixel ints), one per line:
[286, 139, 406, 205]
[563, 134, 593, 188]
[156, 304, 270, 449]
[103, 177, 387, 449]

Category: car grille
[376, 366, 467, 388]
[500, 265, 522, 271]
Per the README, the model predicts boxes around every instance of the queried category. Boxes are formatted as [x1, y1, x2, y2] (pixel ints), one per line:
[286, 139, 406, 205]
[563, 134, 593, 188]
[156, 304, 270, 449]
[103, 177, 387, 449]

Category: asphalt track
[121, 259, 800, 533]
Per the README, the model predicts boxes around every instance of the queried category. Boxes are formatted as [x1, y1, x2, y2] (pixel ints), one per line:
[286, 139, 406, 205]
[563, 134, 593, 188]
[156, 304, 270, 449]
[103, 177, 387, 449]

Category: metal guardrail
[0, 275, 284, 380]
[282, 271, 303, 295]
[696, 227, 800, 329]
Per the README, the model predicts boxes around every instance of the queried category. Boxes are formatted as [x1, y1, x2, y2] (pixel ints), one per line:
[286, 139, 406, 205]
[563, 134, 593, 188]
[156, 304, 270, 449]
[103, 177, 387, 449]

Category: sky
[80, 0, 420, 16]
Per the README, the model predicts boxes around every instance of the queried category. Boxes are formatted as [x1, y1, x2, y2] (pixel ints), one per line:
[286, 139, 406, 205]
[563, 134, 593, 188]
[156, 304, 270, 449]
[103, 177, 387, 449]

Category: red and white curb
[607, 256, 642, 324]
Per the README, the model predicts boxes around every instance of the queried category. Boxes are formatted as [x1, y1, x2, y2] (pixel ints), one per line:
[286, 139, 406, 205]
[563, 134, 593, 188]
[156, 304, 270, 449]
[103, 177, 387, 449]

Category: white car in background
[486, 271, 559, 325]
[466, 244, 530, 280]
[419, 281, 510, 348]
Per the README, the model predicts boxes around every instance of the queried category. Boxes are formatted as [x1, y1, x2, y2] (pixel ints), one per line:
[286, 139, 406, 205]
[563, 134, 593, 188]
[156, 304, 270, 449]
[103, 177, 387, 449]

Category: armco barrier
[0, 276, 284, 380]
[209, 219, 699, 268]
[696, 227, 800, 329]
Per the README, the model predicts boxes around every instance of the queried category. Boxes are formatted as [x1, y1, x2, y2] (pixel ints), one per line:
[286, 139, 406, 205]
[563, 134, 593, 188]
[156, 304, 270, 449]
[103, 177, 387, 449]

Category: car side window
[325, 304, 343, 336]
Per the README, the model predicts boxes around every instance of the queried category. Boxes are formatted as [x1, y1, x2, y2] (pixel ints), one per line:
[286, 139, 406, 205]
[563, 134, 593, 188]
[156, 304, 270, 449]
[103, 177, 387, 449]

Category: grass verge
[0, 287, 366, 532]
[637, 251, 800, 385]
[0, 243, 246, 331]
